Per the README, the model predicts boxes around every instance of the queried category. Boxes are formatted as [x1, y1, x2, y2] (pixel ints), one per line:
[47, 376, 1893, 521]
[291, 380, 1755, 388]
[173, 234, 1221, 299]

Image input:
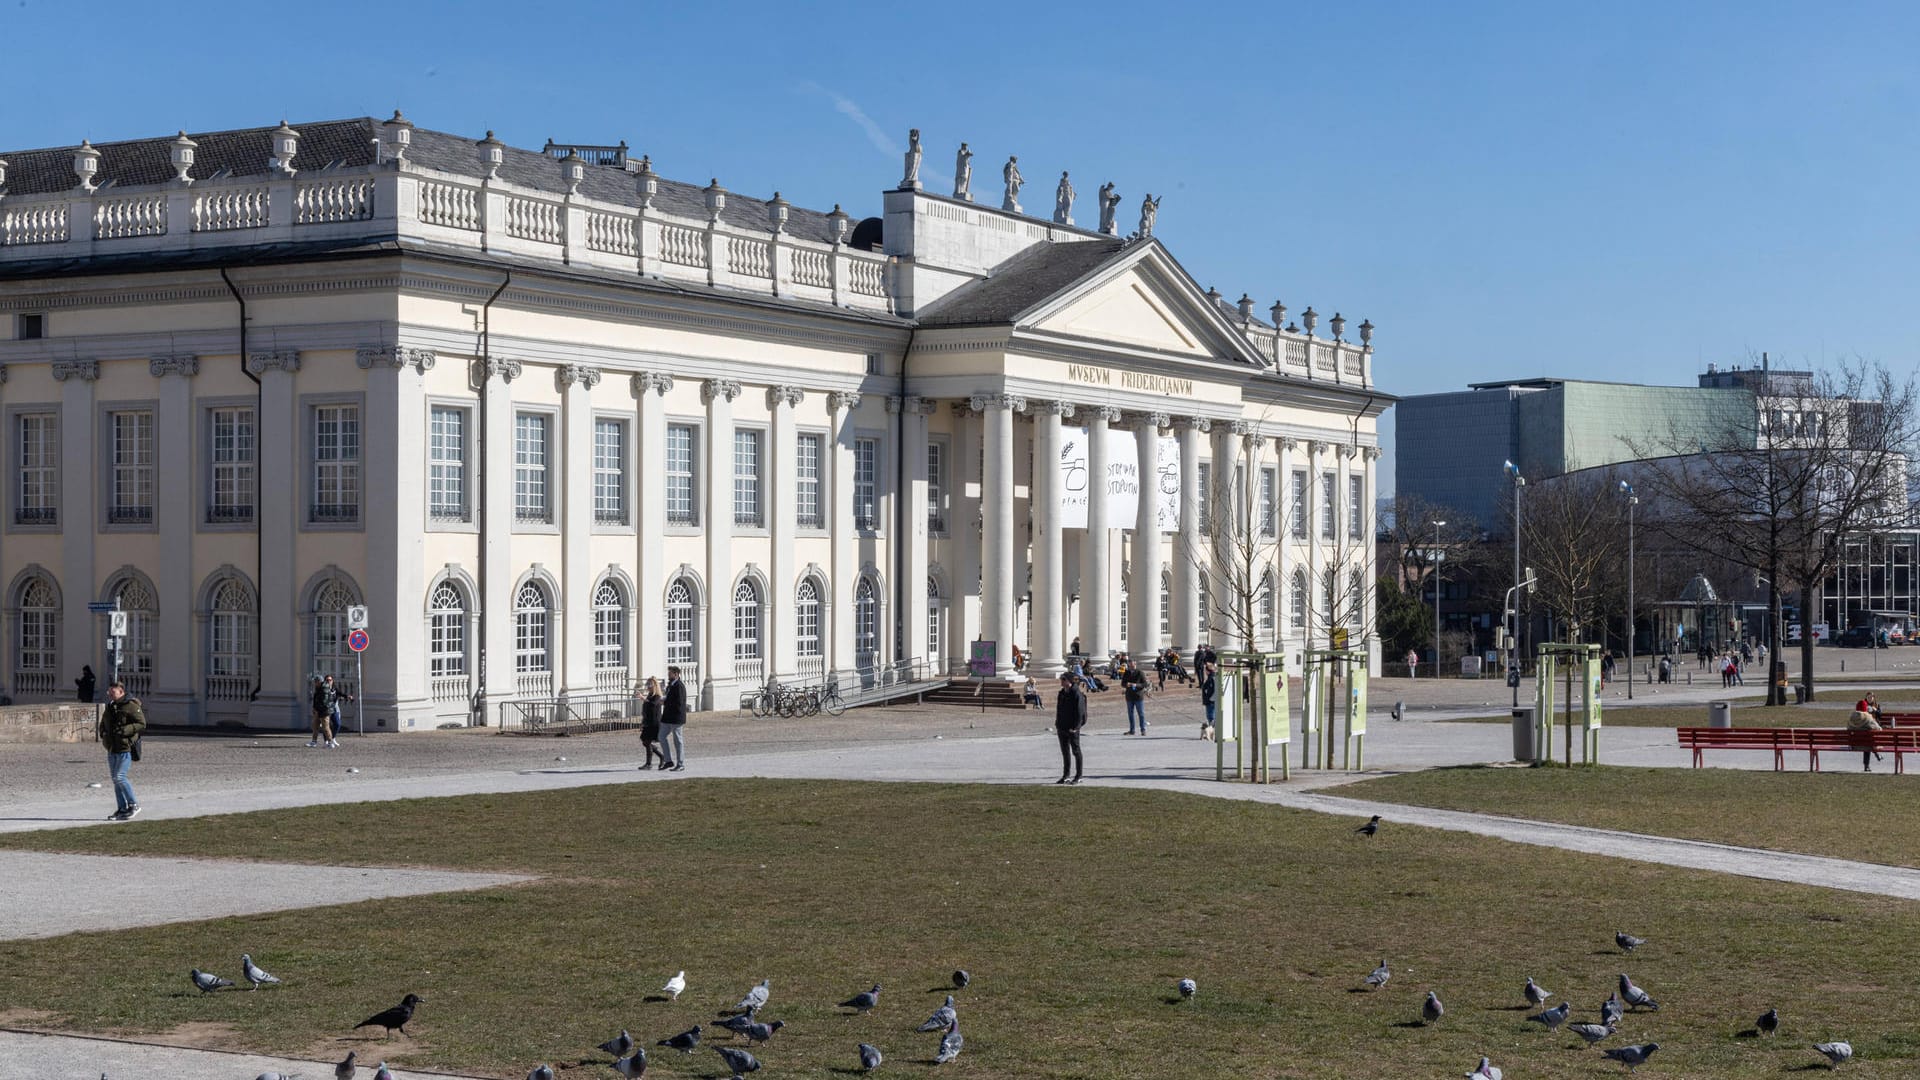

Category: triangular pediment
[1037, 265, 1208, 354]
[1015, 241, 1266, 367]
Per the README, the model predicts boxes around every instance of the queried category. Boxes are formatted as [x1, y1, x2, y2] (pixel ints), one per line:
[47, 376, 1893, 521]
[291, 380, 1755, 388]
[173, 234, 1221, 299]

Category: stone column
[51, 361, 98, 706]
[1277, 436, 1297, 653]
[1171, 417, 1208, 653]
[149, 355, 197, 719]
[767, 385, 803, 678]
[900, 396, 936, 669]
[1364, 446, 1382, 672]
[244, 351, 301, 725]
[632, 373, 672, 681]
[1241, 430, 1270, 649]
[948, 401, 982, 659]
[1128, 412, 1168, 659]
[1306, 439, 1326, 645]
[480, 358, 521, 709]
[559, 364, 601, 698]
[827, 391, 862, 674]
[1209, 421, 1249, 651]
[358, 346, 434, 728]
[976, 393, 1026, 676]
[1030, 401, 1073, 675]
[1078, 406, 1120, 658]
[702, 378, 741, 695]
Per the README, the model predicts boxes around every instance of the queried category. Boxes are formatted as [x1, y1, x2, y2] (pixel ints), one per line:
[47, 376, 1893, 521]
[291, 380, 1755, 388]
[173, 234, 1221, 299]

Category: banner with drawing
[1056, 427, 1178, 532]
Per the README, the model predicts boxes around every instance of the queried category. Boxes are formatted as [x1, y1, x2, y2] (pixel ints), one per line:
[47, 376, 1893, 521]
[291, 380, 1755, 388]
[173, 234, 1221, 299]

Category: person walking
[97, 680, 146, 821]
[323, 674, 353, 740]
[638, 676, 666, 769]
[1122, 659, 1150, 735]
[1154, 650, 1169, 691]
[307, 676, 335, 748]
[1600, 651, 1615, 686]
[659, 666, 688, 771]
[1199, 661, 1218, 736]
[75, 665, 97, 704]
[1053, 671, 1086, 784]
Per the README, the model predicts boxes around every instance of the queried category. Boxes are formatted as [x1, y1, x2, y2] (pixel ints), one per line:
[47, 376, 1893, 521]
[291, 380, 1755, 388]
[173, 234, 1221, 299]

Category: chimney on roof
[73, 140, 100, 193]
[382, 110, 413, 161]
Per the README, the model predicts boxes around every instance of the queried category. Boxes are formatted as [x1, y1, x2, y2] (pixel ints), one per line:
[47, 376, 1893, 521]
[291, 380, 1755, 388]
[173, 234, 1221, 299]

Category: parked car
[1837, 626, 1880, 648]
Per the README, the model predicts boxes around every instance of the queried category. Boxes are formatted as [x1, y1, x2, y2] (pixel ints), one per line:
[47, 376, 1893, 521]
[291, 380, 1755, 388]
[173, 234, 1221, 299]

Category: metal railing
[498, 691, 644, 735]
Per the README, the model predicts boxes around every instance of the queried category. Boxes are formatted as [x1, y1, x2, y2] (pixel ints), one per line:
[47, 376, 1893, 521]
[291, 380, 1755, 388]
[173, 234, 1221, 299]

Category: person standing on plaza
[1122, 658, 1150, 735]
[97, 680, 145, 820]
[1154, 650, 1169, 691]
[660, 666, 688, 771]
[307, 676, 334, 748]
[638, 676, 666, 769]
[324, 674, 353, 741]
[1601, 650, 1615, 686]
[1199, 660, 1218, 736]
[75, 665, 96, 704]
[1053, 671, 1086, 784]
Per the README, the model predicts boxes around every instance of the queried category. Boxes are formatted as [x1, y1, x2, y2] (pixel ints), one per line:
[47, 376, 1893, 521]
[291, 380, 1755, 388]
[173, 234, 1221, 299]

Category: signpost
[348, 627, 370, 734]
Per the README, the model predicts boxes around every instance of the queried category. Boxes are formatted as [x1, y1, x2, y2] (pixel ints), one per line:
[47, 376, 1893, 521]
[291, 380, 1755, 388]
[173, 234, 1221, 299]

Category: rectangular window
[796, 433, 823, 528]
[430, 611, 466, 677]
[733, 427, 763, 528]
[666, 423, 698, 526]
[1259, 466, 1277, 538]
[512, 412, 550, 523]
[209, 407, 255, 524]
[593, 418, 626, 525]
[1197, 462, 1212, 536]
[16, 413, 56, 526]
[1349, 473, 1364, 537]
[429, 406, 468, 522]
[17, 314, 44, 340]
[1320, 472, 1336, 539]
[1290, 468, 1308, 539]
[927, 441, 947, 534]
[312, 404, 361, 524]
[853, 436, 879, 531]
[108, 410, 155, 524]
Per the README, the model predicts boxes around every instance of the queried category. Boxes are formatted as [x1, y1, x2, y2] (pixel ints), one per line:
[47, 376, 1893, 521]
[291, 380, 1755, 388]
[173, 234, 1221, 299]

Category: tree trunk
[1767, 581, 1784, 706]
[1798, 576, 1818, 703]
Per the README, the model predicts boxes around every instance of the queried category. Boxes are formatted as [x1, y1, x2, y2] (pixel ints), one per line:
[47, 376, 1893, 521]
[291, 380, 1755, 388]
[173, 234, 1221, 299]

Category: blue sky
[5, 1, 1917, 491]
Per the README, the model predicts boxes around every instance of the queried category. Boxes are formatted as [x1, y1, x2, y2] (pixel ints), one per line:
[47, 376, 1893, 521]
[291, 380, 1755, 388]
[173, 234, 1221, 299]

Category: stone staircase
[919, 678, 1031, 711]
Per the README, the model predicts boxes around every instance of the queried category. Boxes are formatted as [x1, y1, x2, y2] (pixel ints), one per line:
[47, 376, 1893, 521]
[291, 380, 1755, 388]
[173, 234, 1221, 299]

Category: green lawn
[3, 780, 1919, 1077]
[1336, 766, 1920, 869]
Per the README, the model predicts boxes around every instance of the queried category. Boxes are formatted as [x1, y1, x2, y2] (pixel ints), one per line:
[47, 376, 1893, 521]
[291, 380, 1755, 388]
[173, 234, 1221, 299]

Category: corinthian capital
[1129, 411, 1170, 431]
[1081, 405, 1121, 425]
[968, 393, 1028, 413]
[1174, 416, 1211, 434]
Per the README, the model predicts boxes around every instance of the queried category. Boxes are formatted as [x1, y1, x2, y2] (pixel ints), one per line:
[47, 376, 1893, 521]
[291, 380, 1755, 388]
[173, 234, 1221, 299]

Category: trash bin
[1794, 683, 1810, 704]
[1708, 701, 1732, 728]
[1512, 707, 1537, 762]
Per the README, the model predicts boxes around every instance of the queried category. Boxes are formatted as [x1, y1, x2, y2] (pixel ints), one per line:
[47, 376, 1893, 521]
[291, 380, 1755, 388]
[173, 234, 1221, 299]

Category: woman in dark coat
[639, 676, 666, 769]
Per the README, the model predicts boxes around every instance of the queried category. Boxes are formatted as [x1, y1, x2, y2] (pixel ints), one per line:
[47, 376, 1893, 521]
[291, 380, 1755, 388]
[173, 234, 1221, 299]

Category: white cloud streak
[801, 80, 900, 158]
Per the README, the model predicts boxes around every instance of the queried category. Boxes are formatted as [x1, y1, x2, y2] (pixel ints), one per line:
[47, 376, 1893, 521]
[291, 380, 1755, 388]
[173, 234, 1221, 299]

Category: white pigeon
[1523, 976, 1551, 1007]
[1177, 978, 1197, 1000]
[528, 1067, 556, 1080]
[918, 995, 957, 1032]
[1528, 1001, 1571, 1031]
[1465, 1056, 1503, 1080]
[858, 1042, 883, 1071]
[1364, 959, 1391, 990]
[1602, 1042, 1660, 1070]
[735, 978, 771, 1013]
[190, 968, 232, 993]
[242, 953, 281, 990]
[334, 1051, 356, 1080]
[934, 1020, 963, 1064]
[1812, 1042, 1853, 1066]
[661, 970, 686, 1001]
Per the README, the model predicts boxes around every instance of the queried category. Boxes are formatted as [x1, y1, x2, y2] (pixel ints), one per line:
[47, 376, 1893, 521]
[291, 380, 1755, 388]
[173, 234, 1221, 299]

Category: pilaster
[900, 396, 936, 671]
[246, 349, 301, 726]
[702, 378, 741, 692]
[359, 346, 435, 728]
[560, 364, 602, 697]
[480, 356, 521, 710]
[767, 385, 803, 677]
[828, 391, 862, 674]
[632, 372, 672, 681]
[53, 360, 96, 707]
[149, 355, 197, 719]
[1030, 401, 1073, 675]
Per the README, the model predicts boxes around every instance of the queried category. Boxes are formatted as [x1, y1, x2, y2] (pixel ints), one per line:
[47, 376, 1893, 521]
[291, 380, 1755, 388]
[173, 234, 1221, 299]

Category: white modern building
[0, 114, 1388, 729]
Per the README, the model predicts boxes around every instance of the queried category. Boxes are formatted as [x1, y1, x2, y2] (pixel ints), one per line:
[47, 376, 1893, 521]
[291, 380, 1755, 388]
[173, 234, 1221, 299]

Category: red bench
[1677, 727, 1919, 773]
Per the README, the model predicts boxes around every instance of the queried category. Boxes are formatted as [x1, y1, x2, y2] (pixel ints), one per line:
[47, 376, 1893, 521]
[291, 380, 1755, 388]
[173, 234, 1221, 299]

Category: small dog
[1200, 722, 1216, 742]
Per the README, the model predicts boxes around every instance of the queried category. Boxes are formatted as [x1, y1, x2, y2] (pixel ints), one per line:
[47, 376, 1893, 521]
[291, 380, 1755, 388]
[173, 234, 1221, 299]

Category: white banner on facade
[1056, 428, 1179, 532]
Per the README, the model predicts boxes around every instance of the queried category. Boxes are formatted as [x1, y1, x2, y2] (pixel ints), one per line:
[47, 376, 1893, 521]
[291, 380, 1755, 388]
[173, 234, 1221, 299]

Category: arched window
[514, 581, 550, 674]
[112, 575, 157, 696]
[1160, 571, 1171, 638]
[593, 580, 626, 671]
[795, 577, 823, 660]
[1290, 569, 1308, 629]
[733, 579, 762, 663]
[429, 582, 468, 691]
[15, 576, 57, 695]
[854, 576, 878, 667]
[665, 579, 697, 666]
[207, 577, 256, 702]
[926, 575, 943, 663]
[312, 577, 358, 696]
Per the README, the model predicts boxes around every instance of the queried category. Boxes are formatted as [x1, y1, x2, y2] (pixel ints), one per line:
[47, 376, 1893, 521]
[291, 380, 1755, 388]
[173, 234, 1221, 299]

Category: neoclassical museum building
[0, 114, 1388, 729]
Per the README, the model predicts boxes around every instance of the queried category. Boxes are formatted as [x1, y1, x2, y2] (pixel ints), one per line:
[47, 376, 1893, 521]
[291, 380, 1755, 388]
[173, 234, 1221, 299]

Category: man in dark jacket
[75, 665, 96, 703]
[660, 665, 688, 771]
[96, 681, 146, 820]
[1122, 659, 1150, 735]
[1054, 672, 1086, 785]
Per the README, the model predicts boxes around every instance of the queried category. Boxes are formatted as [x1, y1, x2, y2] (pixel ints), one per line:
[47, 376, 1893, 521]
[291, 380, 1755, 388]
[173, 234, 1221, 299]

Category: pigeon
[744, 1019, 785, 1046]
[354, 994, 424, 1037]
[1615, 931, 1646, 953]
[1364, 960, 1390, 990]
[1601, 1042, 1660, 1070]
[713, 1045, 761, 1078]
[934, 1020, 963, 1064]
[735, 979, 771, 1013]
[1356, 814, 1381, 836]
[1528, 1001, 1571, 1031]
[952, 969, 970, 989]
[1601, 992, 1624, 1027]
[335, 1051, 357, 1080]
[1812, 1042, 1853, 1067]
[1465, 1056, 1503, 1080]
[841, 982, 883, 1013]
[242, 954, 281, 990]
[1423, 990, 1445, 1024]
[716, 1014, 757, 1037]
[918, 995, 957, 1032]
[858, 1042, 883, 1071]
[1570, 1021, 1616, 1045]
[1524, 977, 1551, 1007]
[597, 1030, 634, 1059]
[372, 1065, 393, 1080]
[612, 1048, 648, 1078]
[658, 1025, 702, 1054]
[661, 971, 686, 1001]
[1617, 973, 1659, 1012]
[527, 1068, 555, 1080]
[1758, 1007, 1779, 1036]
[190, 969, 232, 993]
[1177, 978, 1197, 1000]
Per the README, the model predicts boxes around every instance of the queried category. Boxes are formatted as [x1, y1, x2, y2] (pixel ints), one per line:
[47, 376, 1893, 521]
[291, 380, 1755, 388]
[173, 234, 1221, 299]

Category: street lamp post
[1620, 481, 1637, 701]
[1505, 460, 1526, 707]
[1431, 520, 1446, 681]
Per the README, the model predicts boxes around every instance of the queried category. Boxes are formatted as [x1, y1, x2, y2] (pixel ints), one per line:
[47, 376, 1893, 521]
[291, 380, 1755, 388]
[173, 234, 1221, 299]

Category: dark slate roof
[1209, 292, 1274, 330]
[914, 237, 1127, 327]
[0, 117, 853, 246]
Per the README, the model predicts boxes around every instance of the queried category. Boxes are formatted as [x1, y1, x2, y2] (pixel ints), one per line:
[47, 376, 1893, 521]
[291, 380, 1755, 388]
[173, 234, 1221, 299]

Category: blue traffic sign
[347, 628, 370, 653]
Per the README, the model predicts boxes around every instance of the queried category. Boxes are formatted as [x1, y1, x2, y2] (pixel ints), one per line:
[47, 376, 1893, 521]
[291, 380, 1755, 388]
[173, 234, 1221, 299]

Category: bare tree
[1522, 468, 1630, 644]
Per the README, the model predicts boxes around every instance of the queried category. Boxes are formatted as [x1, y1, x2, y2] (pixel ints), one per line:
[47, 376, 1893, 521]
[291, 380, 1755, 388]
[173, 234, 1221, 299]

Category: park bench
[1676, 726, 1920, 773]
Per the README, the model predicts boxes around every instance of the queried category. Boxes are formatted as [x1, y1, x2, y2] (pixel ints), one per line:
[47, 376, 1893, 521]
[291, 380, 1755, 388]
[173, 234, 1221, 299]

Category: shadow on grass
[1391, 1020, 1429, 1029]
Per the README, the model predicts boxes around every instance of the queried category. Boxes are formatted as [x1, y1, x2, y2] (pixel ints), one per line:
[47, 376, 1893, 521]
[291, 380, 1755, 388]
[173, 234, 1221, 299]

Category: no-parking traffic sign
[347, 628, 370, 653]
